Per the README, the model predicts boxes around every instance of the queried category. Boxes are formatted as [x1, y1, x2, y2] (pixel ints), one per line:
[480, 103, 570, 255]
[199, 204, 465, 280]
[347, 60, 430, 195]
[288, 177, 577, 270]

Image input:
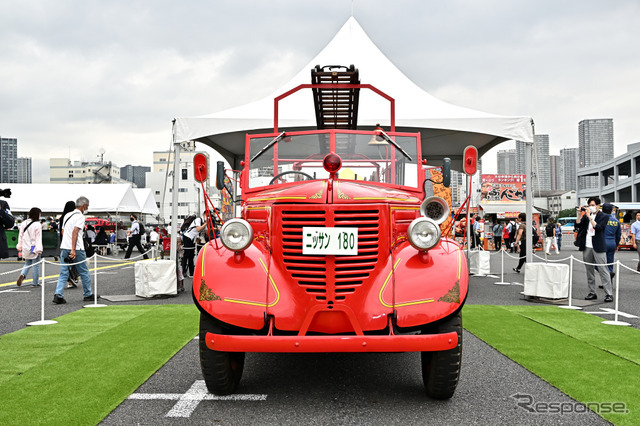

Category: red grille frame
[275, 206, 385, 302]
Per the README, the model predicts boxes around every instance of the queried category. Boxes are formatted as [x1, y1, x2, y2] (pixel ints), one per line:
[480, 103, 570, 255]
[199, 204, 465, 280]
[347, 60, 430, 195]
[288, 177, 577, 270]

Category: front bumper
[205, 331, 458, 353]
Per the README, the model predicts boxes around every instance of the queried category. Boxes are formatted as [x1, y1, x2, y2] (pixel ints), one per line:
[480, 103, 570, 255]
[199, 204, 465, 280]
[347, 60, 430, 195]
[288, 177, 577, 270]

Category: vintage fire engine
[193, 65, 469, 399]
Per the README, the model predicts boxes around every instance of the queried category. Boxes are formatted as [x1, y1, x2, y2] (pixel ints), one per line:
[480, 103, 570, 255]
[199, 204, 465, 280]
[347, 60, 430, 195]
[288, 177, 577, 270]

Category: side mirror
[442, 158, 451, 188]
[216, 161, 225, 190]
[463, 146, 478, 175]
[193, 153, 208, 183]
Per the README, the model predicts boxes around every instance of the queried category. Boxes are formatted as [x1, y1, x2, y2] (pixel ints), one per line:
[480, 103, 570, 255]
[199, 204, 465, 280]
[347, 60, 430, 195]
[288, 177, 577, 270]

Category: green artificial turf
[0, 305, 199, 425]
[463, 305, 640, 426]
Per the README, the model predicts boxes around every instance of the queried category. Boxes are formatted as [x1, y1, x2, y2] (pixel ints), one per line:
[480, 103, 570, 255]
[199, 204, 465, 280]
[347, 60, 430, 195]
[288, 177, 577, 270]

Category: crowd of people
[9, 199, 219, 302]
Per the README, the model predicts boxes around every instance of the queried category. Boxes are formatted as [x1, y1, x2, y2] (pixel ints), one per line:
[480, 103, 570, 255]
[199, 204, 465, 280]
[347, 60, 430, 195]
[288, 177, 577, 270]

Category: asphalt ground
[1, 243, 638, 424]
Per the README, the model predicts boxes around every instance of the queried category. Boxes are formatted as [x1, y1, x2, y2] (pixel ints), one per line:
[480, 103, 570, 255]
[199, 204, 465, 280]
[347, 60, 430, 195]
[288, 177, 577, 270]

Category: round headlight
[407, 217, 441, 250]
[220, 219, 254, 252]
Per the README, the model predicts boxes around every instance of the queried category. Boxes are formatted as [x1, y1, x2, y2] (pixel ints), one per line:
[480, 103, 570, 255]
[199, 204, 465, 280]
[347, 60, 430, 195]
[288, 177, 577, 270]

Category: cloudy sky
[1, 0, 639, 183]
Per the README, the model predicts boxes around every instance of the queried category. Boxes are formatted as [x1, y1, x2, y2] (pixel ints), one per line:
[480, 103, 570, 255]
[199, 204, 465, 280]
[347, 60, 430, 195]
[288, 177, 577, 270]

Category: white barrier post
[27, 260, 58, 326]
[559, 255, 581, 310]
[602, 261, 630, 326]
[85, 254, 107, 308]
[494, 248, 510, 285]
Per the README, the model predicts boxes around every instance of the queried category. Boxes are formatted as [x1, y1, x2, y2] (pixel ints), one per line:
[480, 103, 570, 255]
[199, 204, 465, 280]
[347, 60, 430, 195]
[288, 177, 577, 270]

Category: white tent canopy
[4, 184, 144, 214]
[132, 188, 160, 215]
[174, 17, 534, 170]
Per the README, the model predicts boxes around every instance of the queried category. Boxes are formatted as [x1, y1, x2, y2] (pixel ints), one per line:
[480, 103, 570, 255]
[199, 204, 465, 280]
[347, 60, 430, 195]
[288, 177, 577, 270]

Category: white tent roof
[4, 184, 142, 214]
[174, 17, 533, 169]
[132, 188, 160, 215]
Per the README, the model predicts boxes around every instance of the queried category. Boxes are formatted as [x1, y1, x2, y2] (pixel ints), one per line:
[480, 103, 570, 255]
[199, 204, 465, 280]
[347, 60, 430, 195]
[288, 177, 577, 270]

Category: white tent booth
[132, 188, 160, 219]
[171, 17, 536, 261]
[4, 184, 141, 214]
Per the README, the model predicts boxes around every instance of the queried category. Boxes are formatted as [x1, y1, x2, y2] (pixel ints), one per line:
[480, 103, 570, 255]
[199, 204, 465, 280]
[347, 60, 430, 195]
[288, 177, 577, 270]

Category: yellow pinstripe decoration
[224, 257, 280, 307]
[378, 256, 436, 308]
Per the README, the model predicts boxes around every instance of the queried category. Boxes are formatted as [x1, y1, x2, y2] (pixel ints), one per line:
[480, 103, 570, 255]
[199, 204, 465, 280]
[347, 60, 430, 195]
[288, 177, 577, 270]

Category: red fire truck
[193, 65, 469, 399]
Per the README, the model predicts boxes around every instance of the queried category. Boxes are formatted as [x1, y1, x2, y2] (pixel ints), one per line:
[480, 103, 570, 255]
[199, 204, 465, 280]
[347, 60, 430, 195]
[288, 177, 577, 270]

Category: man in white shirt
[124, 214, 149, 260]
[181, 213, 207, 277]
[53, 196, 93, 304]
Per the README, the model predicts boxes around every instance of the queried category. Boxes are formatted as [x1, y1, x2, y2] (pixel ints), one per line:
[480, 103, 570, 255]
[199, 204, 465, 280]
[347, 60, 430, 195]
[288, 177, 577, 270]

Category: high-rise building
[17, 157, 32, 184]
[121, 165, 150, 188]
[578, 118, 614, 189]
[550, 155, 561, 191]
[515, 140, 526, 174]
[0, 137, 18, 183]
[450, 170, 466, 208]
[497, 149, 517, 174]
[560, 148, 579, 191]
[532, 134, 551, 193]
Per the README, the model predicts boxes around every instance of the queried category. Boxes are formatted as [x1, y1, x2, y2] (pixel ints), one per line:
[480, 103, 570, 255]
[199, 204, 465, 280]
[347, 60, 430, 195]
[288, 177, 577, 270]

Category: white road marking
[0, 289, 31, 294]
[128, 380, 267, 418]
[486, 274, 499, 278]
[584, 308, 639, 319]
[511, 282, 524, 286]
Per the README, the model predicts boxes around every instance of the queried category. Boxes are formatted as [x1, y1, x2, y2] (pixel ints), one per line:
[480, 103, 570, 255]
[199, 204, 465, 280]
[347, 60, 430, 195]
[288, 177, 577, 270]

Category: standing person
[602, 203, 621, 284]
[16, 207, 43, 287]
[493, 221, 503, 251]
[508, 219, 518, 252]
[512, 213, 527, 273]
[59, 201, 80, 288]
[575, 197, 614, 302]
[0, 194, 15, 259]
[630, 211, 640, 271]
[181, 213, 207, 277]
[544, 219, 559, 255]
[53, 197, 94, 304]
[502, 222, 510, 251]
[124, 214, 149, 260]
[469, 214, 477, 249]
[555, 222, 563, 251]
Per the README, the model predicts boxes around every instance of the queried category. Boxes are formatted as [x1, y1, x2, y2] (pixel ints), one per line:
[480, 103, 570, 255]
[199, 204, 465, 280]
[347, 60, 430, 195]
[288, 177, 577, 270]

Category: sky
[1, 0, 640, 183]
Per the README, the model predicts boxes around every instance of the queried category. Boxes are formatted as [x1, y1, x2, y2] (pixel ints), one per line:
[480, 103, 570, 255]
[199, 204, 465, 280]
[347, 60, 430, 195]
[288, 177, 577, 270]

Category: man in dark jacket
[0, 197, 16, 258]
[602, 203, 621, 282]
[575, 197, 613, 302]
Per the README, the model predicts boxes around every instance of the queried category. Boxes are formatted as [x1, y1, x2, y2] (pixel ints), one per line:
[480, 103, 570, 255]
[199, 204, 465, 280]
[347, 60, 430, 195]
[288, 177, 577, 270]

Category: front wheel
[421, 312, 462, 399]
[199, 313, 245, 395]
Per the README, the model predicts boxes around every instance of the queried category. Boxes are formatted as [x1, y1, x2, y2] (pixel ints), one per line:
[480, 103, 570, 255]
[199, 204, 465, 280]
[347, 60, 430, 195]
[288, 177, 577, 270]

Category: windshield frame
[242, 129, 425, 195]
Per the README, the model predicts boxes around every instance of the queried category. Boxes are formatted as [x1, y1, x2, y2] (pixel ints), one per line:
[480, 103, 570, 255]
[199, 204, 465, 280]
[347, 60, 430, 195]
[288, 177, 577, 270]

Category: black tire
[199, 312, 245, 395]
[421, 312, 462, 399]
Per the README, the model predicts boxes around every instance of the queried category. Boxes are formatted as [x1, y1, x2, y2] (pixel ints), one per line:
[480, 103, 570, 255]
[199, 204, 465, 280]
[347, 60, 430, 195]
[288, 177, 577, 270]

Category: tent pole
[525, 121, 535, 263]
[170, 123, 181, 262]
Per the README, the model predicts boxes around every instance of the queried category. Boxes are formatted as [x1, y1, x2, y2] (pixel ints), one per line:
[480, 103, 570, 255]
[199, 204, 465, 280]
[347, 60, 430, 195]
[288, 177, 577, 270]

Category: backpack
[180, 215, 196, 233]
[532, 227, 540, 245]
[509, 222, 517, 239]
[137, 221, 145, 236]
[545, 223, 554, 237]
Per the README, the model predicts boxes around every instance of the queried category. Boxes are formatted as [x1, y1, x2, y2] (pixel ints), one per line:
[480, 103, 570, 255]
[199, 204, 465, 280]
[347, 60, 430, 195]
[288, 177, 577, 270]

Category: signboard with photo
[480, 174, 526, 203]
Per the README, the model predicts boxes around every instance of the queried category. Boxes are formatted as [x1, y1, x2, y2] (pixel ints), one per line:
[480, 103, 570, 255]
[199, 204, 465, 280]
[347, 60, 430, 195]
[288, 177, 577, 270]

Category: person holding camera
[53, 197, 93, 304]
[575, 197, 613, 302]
[16, 207, 43, 287]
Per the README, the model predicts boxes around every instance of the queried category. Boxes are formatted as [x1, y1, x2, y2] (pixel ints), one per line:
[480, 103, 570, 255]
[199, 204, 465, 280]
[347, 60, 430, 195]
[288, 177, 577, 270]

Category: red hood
[245, 180, 422, 206]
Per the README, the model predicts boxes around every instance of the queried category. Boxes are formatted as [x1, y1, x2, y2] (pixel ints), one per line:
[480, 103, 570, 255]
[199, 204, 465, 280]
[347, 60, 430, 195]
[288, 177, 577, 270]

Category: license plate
[302, 227, 358, 255]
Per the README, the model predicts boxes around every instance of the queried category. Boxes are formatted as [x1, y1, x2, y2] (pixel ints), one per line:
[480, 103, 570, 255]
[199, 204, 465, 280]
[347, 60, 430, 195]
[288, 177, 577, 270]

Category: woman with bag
[16, 207, 43, 287]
